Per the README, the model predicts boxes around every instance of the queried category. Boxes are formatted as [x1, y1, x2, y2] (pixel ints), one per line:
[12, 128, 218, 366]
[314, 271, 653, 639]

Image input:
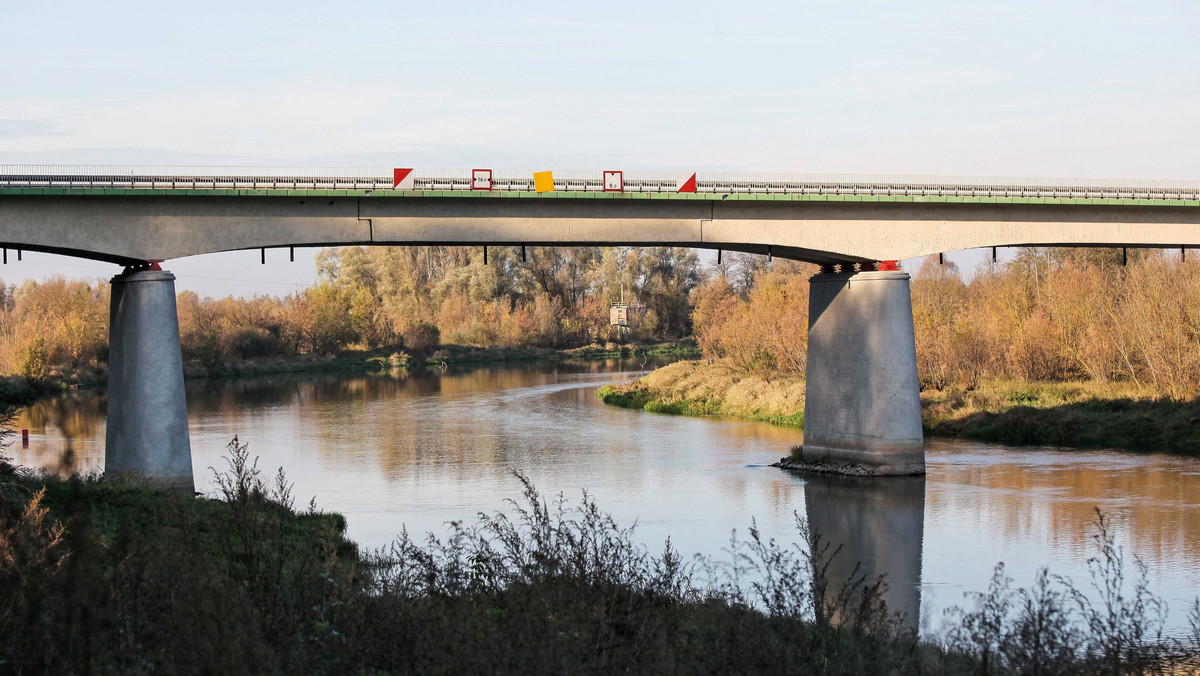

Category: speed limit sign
[472, 169, 492, 190]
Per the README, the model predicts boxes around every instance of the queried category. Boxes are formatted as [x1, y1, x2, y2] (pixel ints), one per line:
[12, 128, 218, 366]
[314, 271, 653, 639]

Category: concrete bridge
[3, 166, 1199, 489]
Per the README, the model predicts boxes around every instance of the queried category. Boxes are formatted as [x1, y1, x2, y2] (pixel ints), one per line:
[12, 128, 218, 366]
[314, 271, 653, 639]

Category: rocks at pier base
[772, 455, 884, 477]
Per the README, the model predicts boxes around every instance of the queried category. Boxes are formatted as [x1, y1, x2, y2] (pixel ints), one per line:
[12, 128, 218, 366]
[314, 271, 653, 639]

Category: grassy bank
[2, 442, 1194, 673]
[599, 360, 1200, 454]
[598, 360, 805, 427]
[0, 441, 929, 673]
[423, 339, 699, 366]
[922, 379, 1200, 454]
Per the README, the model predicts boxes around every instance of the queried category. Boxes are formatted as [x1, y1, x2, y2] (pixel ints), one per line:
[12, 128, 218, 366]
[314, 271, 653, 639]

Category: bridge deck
[2, 166, 1199, 205]
[3, 166, 1200, 265]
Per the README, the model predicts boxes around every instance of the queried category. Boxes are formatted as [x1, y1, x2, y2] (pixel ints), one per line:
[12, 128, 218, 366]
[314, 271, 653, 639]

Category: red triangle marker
[677, 173, 697, 193]
[393, 168, 414, 189]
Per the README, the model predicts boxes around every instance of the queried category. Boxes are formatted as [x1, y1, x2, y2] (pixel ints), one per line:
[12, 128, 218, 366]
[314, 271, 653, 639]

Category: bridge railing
[2, 165, 1199, 201]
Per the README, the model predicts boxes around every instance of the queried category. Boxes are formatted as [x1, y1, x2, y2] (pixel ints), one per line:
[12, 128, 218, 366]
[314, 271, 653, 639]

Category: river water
[9, 358, 1200, 635]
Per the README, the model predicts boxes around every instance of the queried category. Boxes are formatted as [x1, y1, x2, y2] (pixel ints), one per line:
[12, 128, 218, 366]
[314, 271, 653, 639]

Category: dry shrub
[0, 277, 108, 376]
[909, 250, 1200, 397]
[693, 269, 812, 374]
[912, 258, 969, 389]
[397, 319, 440, 351]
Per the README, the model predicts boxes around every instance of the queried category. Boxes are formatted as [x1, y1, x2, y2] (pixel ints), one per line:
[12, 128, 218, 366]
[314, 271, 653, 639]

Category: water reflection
[10, 392, 106, 474]
[804, 474, 924, 632]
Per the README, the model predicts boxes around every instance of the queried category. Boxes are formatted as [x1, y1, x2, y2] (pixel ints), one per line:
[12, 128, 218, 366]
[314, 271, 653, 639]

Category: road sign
[603, 170, 623, 192]
[472, 169, 492, 190]
[393, 168, 415, 189]
[676, 172, 697, 193]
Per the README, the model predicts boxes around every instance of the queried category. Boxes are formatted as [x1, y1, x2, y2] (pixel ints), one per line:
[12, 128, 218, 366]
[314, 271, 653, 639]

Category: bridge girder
[0, 194, 1198, 265]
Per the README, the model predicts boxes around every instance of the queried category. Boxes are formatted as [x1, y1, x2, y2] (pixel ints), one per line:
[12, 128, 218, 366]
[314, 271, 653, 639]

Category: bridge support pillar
[800, 270, 924, 475]
[105, 268, 193, 492]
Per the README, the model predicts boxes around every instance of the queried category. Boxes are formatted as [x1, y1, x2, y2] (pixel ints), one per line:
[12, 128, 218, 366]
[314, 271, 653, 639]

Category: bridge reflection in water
[803, 474, 925, 632]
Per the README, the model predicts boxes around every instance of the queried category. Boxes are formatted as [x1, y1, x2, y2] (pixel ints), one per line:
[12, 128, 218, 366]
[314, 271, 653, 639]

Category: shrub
[399, 320, 440, 351]
[229, 327, 279, 359]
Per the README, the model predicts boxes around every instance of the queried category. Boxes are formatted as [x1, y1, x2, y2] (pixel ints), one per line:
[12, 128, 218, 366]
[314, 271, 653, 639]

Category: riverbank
[3, 445, 1191, 673]
[189, 339, 697, 378]
[597, 360, 805, 427]
[0, 340, 700, 409]
[598, 360, 1200, 455]
[922, 379, 1200, 454]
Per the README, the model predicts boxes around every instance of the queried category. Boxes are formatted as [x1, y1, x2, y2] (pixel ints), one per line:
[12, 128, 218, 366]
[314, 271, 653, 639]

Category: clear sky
[3, 0, 1199, 295]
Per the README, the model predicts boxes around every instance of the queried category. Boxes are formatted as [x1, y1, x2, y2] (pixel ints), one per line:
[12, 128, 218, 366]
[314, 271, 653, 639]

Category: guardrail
[2, 165, 1199, 201]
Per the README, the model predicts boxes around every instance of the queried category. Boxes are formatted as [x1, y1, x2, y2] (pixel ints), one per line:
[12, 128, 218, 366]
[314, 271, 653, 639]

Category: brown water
[9, 357, 1200, 634]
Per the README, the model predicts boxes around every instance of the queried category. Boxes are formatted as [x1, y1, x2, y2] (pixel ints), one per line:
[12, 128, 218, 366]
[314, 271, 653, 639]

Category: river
[9, 357, 1200, 636]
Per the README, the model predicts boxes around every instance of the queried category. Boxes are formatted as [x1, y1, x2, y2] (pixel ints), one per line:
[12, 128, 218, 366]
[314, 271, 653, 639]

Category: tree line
[692, 248, 1200, 398]
[2, 245, 1199, 397]
[0, 246, 700, 377]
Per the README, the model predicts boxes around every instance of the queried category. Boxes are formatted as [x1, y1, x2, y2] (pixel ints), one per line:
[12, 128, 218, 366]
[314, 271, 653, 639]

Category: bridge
[3, 166, 1200, 265]
[2, 165, 1199, 489]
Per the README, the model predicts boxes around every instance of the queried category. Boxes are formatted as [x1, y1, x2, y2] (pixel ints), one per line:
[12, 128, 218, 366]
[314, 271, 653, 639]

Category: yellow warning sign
[534, 171, 555, 193]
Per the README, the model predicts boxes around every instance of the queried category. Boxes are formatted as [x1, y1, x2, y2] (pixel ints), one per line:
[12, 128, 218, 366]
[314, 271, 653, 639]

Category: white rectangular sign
[603, 170, 623, 192]
[472, 169, 492, 190]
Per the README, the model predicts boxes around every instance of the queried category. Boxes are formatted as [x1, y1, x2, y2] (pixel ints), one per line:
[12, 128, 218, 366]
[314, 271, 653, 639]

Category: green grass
[922, 378, 1200, 454]
[0, 442, 939, 673]
[0, 376, 91, 409]
[6, 341, 702, 408]
[598, 362, 1200, 454]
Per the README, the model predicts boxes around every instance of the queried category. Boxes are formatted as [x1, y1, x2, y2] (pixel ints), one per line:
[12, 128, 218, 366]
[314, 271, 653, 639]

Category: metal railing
[2, 165, 1199, 201]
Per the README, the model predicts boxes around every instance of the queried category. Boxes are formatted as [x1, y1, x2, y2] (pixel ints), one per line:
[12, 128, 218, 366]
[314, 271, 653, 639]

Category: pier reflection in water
[804, 475, 924, 632]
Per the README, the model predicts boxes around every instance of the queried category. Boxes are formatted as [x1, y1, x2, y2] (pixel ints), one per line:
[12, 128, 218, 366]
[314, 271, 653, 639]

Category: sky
[2, 0, 1199, 296]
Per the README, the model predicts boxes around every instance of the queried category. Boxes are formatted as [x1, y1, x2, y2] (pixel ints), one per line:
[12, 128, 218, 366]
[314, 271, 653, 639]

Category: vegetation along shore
[0, 245, 701, 406]
[600, 247, 1200, 455]
[1, 439, 1196, 673]
[600, 362, 1200, 455]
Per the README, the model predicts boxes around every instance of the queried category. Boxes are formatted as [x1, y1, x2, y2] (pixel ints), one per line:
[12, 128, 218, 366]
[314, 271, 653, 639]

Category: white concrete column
[105, 268, 193, 492]
[801, 270, 924, 475]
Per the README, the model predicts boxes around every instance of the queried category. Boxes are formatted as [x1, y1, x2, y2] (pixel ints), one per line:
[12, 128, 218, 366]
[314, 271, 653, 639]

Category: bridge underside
[1, 195, 1200, 265]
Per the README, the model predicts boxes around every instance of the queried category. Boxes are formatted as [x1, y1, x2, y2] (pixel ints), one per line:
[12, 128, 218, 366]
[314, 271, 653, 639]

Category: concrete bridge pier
[105, 267, 193, 492]
[800, 269, 924, 475]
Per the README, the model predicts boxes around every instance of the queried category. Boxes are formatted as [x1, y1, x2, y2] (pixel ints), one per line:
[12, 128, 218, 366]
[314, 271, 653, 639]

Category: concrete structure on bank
[2, 167, 1199, 483]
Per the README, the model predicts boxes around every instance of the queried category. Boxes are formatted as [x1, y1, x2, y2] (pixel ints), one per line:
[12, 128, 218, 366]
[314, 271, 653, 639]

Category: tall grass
[941, 509, 1200, 674]
[0, 441, 1196, 673]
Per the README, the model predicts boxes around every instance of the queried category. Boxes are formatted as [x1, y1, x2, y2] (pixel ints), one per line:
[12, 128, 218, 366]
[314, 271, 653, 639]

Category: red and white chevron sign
[393, 168, 415, 189]
[676, 172, 697, 193]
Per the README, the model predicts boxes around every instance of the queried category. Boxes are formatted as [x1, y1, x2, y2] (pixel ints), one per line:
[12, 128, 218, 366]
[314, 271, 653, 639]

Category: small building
[609, 303, 628, 327]
[609, 301, 646, 327]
